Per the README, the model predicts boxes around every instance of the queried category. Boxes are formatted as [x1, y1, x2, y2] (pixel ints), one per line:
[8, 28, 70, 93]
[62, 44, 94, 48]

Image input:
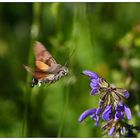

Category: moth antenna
[64, 45, 77, 66]
[64, 61, 68, 67]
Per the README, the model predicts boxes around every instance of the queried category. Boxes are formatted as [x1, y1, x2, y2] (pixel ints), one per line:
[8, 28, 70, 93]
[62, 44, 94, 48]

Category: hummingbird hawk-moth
[24, 41, 69, 87]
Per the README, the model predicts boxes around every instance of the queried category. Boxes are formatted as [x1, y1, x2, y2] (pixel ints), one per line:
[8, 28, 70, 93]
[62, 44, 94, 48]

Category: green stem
[57, 85, 70, 137]
[57, 5, 79, 137]
[22, 3, 42, 137]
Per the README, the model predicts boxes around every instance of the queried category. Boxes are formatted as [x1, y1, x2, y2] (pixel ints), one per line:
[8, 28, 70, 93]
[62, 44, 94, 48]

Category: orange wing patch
[34, 72, 48, 80]
[34, 68, 48, 79]
[36, 60, 49, 71]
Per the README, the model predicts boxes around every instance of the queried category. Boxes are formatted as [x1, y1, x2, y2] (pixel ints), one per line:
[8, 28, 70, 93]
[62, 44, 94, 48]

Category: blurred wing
[34, 41, 57, 66]
[23, 65, 33, 74]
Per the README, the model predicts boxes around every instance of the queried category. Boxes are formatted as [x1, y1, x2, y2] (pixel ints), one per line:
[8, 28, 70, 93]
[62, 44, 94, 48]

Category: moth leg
[38, 80, 42, 87]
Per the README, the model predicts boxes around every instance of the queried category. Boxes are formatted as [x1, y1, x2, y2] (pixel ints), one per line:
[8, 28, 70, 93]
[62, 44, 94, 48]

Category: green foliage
[0, 2, 140, 137]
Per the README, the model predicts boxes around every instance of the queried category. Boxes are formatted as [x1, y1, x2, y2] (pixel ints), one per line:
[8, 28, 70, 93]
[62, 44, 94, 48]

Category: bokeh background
[0, 2, 140, 137]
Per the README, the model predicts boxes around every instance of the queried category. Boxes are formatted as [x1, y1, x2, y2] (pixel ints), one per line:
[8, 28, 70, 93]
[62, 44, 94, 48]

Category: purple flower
[78, 108, 96, 122]
[91, 108, 102, 126]
[102, 105, 113, 121]
[80, 70, 132, 137]
[115, 102, 132, 121]
[83, 70, 100, 95]
[91, 112, 100, 126]
[83, 70, 99, 79]
[124, 91, 130, 99]
[90, 88, 98, 95]
[79, 108, 101, 126]
[124, 105, 132, 120]
[109, 127, 115, 136]
[96, 107, 102, 115]
[90, 79, 99, 95]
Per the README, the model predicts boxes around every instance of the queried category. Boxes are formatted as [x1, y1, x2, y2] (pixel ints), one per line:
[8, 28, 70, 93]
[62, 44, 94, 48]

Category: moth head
[58, 66, 69, 76]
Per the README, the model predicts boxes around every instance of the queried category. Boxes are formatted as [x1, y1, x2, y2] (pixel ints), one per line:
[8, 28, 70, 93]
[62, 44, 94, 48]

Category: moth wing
[23, 64, 33, 74]
[33, 68, 55, 82]
[35, 60, 50, 71]
[33, 68, 48, 79]
[34, 41, 57, 66]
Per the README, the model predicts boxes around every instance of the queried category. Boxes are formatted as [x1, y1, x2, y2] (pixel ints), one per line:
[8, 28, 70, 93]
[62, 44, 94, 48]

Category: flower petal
[83, 70, 98, 79]
[90, 82, 98, 89]
[94, 115, 99, 126]
[91, 79, 99, 84]
[102, 105, 112, 121]
[96, 108, 102, 115]
[124, 105, 132, 120]
[124, 91, 130, 99]
[108, 127, 115, 136]
[115, 111, 124, 120]
[91, 112, 100, 126]
[90, 88, 98, 95]
[78, 108, 96, 122]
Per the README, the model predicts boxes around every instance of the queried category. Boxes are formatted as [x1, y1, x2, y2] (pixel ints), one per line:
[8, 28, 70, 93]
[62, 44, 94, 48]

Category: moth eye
[62, 70, 65, 74]
[63, 70, 67, 74]
[59, 70, 65, 75]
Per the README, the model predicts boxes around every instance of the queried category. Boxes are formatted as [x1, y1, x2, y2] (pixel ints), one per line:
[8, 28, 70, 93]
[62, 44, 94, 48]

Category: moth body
[32, 66, 68, 87]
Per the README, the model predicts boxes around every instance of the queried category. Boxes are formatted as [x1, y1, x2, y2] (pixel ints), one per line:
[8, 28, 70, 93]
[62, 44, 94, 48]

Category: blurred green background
[0, 2, 140, 137]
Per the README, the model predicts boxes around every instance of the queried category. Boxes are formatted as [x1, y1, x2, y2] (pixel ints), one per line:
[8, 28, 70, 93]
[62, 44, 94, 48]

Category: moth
[24, 41, 69, 87]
